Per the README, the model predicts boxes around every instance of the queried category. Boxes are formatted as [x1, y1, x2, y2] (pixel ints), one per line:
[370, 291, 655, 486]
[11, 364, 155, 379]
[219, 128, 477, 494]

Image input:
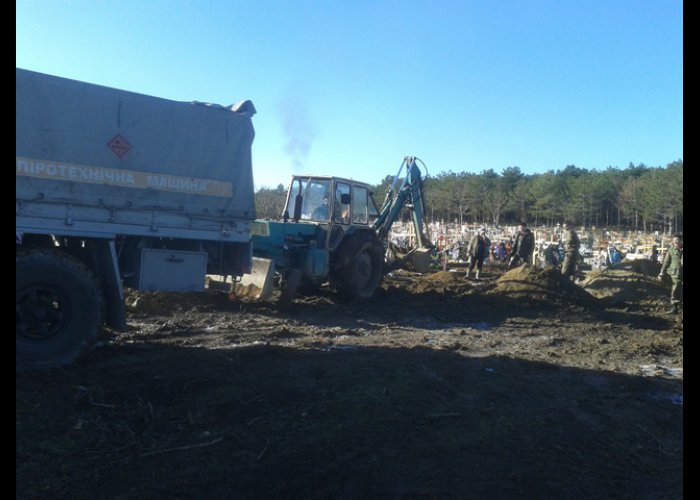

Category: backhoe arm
[373, 156, 432, 248]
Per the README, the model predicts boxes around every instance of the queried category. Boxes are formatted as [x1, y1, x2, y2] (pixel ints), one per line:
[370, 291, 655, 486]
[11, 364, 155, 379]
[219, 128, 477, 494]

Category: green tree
[478, 169, 510, 226]
[618, 177, 644, 229]
[255, 184, 287, 219]
[639, 162, 683, 234]
[596, 168, 625, 227]
[529, 171, 568, 225]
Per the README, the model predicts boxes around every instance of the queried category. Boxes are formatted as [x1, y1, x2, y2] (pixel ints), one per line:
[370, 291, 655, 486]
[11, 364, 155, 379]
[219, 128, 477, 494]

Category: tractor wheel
[16, 249, 104, 372]
[333, 232, 384, 300]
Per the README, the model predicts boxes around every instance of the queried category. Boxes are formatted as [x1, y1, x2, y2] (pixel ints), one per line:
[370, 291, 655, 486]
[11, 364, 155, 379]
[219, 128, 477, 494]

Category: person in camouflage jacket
[465, 228, 490, 279]
[508, 222, 535, 269]
[560, 222, 581, 280]
[658, 234, 683, 314]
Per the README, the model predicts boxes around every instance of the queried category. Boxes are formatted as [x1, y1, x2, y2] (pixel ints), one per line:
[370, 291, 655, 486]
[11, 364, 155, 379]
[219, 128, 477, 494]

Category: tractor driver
[313, 195, 330, 220]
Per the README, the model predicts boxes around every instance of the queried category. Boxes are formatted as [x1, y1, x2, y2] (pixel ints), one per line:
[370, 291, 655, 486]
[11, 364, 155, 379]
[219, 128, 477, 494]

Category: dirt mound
[412, 270, 472, 294]
[385, 270, 473, 295]
[486, 265, 599, 308]
[580, 263, 667, 306]
[618, 258, 661, 276]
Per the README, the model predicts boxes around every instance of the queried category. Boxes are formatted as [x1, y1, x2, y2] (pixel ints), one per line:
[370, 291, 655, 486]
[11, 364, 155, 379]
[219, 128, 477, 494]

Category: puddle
[639, 364, 683, 378]
[465, 322, 491, 331]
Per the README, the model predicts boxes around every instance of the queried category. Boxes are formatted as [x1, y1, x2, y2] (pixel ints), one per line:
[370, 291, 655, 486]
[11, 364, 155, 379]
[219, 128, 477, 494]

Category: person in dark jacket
[465, 228, 490, 279]
[658, 234, 683, 314]
[508, 222, 535, 269]
[312, 194, 330, 220]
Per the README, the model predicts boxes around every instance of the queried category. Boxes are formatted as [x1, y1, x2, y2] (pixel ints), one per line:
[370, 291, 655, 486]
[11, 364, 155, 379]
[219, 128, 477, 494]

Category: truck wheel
[334, 232, 384, 300]
[16, 249, 104, 372]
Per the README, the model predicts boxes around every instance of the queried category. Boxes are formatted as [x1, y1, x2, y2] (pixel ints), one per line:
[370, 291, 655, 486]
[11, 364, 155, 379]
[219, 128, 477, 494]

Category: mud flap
[235, 257, 275, 299]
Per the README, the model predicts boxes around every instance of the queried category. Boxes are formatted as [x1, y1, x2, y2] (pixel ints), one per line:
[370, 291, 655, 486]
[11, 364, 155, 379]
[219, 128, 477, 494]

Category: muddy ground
[16, 261, 683, 499]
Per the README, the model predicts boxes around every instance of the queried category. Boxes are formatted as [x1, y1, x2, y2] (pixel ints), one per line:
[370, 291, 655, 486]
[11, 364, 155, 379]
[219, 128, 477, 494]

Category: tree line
[255, 160, 683, 233]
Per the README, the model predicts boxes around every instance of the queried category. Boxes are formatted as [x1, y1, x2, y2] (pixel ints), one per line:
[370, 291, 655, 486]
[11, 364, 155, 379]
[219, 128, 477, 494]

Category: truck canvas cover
[16, 68, 256, 242]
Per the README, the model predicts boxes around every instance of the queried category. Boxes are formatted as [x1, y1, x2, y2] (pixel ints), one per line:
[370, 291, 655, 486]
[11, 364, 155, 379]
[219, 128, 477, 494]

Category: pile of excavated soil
[485, 265, 600, 308]
[624, 258, 662, 276]
[580, 260, 668, 306]
[385, 266, 602, 311]
[401, 270, 474, 295]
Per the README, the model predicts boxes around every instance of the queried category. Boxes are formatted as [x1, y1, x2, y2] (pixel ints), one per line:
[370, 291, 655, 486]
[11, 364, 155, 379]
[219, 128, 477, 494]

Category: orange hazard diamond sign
[108, 134, 131, 158]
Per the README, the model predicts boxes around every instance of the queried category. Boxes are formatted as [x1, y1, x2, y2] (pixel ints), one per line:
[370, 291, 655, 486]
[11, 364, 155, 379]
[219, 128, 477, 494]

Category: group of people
[464, 222, 536, 279]
[463, 222, 537, 280]
[463, 223, 682, 315]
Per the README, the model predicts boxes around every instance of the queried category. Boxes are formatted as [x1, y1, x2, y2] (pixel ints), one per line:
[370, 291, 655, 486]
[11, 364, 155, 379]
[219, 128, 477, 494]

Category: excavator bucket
[406, 247, 434, 273]
[234, 257, 275, 299]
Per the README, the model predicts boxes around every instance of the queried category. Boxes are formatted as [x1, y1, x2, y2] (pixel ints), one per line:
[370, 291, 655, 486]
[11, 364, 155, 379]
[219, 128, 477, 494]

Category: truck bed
[16, 68, 256, 242]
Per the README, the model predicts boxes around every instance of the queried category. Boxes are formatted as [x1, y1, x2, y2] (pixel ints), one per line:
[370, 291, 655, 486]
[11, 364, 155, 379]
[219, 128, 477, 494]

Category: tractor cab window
[334, 182, 351, 224]
[367, 191, 380, 224]
[351, 186, 370, 224]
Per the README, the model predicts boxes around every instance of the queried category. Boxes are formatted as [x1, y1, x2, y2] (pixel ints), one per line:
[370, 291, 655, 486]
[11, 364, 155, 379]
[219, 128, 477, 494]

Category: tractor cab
[284, 176, 380, 227]
[282, 175, 381, 252]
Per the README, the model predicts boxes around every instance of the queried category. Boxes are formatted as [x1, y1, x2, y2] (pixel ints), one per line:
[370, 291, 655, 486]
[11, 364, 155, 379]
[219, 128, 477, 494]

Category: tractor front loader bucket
[235, 257, 275, 299]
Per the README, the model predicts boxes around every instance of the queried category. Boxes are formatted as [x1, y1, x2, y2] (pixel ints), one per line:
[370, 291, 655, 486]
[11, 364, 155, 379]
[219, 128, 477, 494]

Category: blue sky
[16, 0, 683, 189]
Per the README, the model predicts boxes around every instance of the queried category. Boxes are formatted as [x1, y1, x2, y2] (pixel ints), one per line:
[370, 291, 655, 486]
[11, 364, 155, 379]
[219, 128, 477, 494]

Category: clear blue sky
[16, 0, 683, 189]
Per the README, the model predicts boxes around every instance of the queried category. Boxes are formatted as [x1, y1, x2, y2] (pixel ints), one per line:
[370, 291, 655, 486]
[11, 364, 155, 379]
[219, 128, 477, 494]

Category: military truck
[16, 68, 257, 371]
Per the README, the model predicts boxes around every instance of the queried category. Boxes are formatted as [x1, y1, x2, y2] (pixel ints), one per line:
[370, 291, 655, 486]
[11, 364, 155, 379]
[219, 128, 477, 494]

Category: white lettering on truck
[16, 157, 232, 197]
[17, 159, 136, 186]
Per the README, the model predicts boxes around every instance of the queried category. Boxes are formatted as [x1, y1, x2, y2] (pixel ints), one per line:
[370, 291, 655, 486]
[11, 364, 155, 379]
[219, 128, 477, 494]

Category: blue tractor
[243, 157, 434, 306]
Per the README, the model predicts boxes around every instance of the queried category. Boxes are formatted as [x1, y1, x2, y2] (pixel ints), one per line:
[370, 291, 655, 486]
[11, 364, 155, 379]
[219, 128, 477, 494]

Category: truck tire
[16, 249, 104, 372]
[333, 232, 384, 300]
